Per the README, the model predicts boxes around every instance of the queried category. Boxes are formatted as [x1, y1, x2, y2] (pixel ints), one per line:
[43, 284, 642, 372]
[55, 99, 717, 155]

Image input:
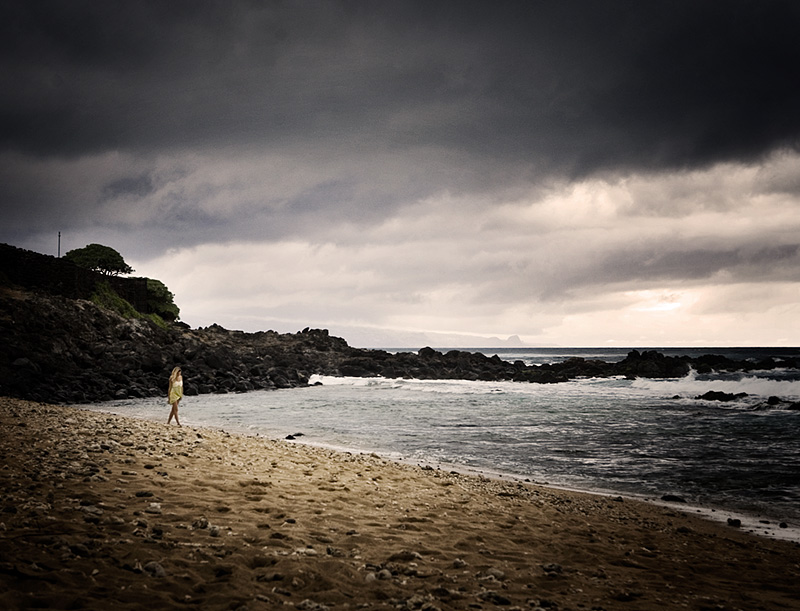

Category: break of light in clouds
[2, 1, 800, 346]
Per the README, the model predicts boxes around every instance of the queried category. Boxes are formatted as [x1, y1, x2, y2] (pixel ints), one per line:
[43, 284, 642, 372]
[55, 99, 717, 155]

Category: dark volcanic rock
[0, 288, 360, 403]
[615, 350, 691, 379]
[696, 391, 748, 402]
[2, 249, 796, 403]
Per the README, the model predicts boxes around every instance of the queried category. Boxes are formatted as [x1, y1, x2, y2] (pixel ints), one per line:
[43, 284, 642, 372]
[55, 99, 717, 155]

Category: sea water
[84, 348, 800, 537]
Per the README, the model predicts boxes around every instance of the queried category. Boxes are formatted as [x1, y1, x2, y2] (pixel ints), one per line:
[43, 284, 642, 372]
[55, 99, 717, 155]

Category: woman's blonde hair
[169, 366, 182, 385]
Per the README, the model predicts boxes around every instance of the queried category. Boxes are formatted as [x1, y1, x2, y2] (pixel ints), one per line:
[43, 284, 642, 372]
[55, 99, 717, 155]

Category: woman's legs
[168, 400, 181, 426]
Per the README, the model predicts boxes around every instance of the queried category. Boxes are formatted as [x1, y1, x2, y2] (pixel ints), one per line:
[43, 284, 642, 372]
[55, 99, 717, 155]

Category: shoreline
[82, 392, 800, 546]
[384, 456, 800, 546]
[2, 396, 799, 610]
[279, 433, 800, 547]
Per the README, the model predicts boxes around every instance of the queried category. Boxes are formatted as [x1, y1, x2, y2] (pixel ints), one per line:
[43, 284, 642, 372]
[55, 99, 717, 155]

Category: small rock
[387, 550, 423, 562]
[145, 503, 162, 515]
[214, 565, 234, 578]
[143, 561, 166, 578]
[192, 517, 209, 529]
[727, 518, 742, 528]
[478, 590, 512, 605]
[541, 563, 563, 574]
[69, 543, 90, 557]
[256, 572, 284, 582]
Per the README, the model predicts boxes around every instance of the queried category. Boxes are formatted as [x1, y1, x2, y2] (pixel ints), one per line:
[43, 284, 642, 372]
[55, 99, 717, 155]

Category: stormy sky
[2, 1, 800, 346]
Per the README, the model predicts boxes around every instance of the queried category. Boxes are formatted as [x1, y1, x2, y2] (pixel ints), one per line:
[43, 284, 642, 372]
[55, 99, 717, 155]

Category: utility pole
[58, 232, 61, 257]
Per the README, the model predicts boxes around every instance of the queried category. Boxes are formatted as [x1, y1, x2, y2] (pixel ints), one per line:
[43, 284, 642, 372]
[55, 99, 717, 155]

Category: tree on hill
[64, 243, 134, 276]
[146, 278, 180, 321]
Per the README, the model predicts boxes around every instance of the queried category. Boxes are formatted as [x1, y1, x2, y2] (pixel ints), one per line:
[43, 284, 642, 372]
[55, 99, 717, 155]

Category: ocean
[83, 347, 800, 539]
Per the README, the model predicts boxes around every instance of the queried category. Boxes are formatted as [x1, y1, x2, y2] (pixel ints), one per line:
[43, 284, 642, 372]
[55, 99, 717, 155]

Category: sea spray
[631, 369, 800, 405]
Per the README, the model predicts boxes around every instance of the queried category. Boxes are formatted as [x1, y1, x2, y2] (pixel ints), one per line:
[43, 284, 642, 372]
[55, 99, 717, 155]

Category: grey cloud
[588, 3, 800, 170]
[627, 244, 800, 282]
[545, 244, 800, 299]
[754, 154, 800, 197]
[103, 174, 155, 198]
[463, 238, 800, 308]
[2, 0, 800, 262]
[2, 1, 799, 167]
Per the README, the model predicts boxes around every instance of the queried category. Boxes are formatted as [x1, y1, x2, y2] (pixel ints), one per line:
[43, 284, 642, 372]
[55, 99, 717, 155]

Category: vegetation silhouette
[64, 243, 133, 276]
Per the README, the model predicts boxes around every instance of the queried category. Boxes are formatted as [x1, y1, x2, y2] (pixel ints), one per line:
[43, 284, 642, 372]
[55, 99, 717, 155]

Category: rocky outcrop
[2, 285, 797, 405]
[0, 288, 360, 404]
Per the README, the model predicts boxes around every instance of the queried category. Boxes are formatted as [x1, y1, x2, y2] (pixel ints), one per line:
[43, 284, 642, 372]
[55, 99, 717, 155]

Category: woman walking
[167, 366, 183, 426]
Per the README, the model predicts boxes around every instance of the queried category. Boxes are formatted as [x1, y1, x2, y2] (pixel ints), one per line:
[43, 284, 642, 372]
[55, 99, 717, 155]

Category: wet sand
[1, 397, 799, 610]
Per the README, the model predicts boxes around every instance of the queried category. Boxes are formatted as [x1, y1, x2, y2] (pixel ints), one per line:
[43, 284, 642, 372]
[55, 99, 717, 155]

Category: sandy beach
[1, 397, 799, 610]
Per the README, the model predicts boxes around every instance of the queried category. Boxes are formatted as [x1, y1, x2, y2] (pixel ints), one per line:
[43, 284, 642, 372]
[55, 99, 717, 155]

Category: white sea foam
[310, 374, 523, 395]
[631, 370, 800, 401]
[314, 371, 800, 403]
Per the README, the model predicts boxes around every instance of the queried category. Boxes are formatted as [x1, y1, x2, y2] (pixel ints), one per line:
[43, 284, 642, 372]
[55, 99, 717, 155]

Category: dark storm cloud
[103, 173, 155, 198]
[2, 1, 799, 168]
[3, 0, 800, 276]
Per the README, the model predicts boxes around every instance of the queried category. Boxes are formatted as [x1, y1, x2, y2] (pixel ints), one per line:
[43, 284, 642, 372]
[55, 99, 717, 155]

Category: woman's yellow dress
[168, 380, 183, 404]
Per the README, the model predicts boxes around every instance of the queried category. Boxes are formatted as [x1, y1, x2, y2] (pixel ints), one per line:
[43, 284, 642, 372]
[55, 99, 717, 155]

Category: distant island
[327, 327, 529, 349]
